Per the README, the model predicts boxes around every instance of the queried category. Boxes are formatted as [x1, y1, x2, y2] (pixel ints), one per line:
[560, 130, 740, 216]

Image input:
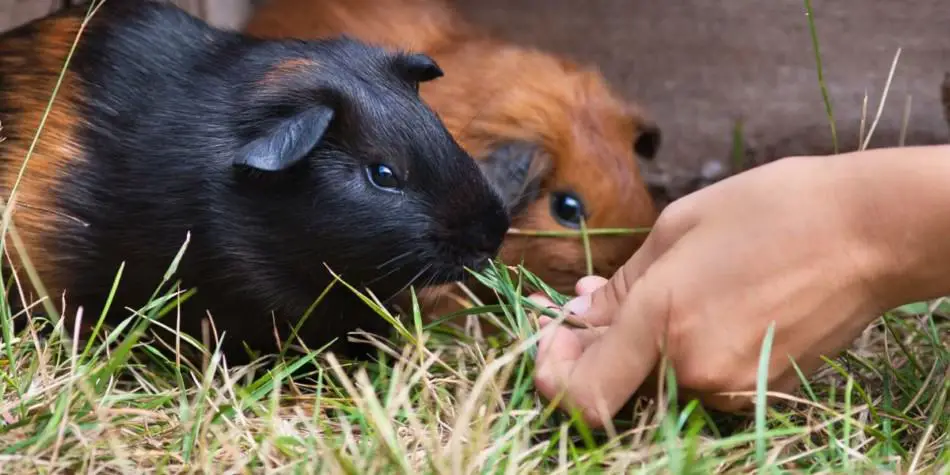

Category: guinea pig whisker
[376, 250, 415, 270]
[417, 269, 443, 295]
[364, 262, 409, 287]
[405, 270, 448, 315]
[382, 263, 431, 304]
[364, 249, 422, 287]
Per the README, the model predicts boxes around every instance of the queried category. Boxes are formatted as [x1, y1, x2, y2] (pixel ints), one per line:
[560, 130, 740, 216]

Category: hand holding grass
[529, 145, 950, 427]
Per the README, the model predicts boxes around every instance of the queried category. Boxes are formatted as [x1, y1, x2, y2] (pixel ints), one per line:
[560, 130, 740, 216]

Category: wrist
[827, 145, 950, 311]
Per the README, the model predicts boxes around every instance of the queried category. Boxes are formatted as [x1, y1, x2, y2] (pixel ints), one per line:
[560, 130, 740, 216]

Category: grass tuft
[0, 260, 945, 473]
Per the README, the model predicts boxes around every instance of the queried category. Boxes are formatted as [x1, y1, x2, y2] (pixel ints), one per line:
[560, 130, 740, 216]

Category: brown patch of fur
[246, 0, 659, 320]
[259, 58, 320, 88]
[0, 15, 86, 301]
[246, 0, 468, 52]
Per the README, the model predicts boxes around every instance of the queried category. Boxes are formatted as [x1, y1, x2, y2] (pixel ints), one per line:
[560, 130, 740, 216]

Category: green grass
[0, 260, 946, 473]
[0, 1, 948, 473]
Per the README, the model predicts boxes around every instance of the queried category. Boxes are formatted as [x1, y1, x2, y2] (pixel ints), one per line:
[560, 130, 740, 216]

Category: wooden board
[0, 0, 61, 32]
[170, 0, 254, 29]
[0, 0, 256, 33]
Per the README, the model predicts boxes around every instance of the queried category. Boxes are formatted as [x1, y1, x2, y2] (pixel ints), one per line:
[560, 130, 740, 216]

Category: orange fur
[260, 58, 320, 87]
[246, 0, 467, 52]
[246, 0, 659, 315]
[0, 15, 86, 300]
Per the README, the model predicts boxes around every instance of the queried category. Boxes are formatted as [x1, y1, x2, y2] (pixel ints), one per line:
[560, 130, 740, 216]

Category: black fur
[0, 0, 509, 363]
[397, 53, 445, 84]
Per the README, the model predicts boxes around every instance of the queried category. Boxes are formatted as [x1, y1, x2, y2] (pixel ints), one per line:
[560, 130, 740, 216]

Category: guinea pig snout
[456, 205, 510, 260]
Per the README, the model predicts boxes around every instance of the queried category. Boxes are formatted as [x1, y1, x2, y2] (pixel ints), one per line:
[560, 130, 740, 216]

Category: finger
[528, 293, 567, 323]
[527, 293, 555, 309]
[539, 307, 608, 349]
[575, 276, 608, 295]
[564, 325, 606, 348]
[536, 319, 582, 363]
[531, 294, 590, 332]
[562, 233, 663, 328]
[535, 321, 609, 379]
[534, 278, 666, 428]
[528, 280, 605, 322]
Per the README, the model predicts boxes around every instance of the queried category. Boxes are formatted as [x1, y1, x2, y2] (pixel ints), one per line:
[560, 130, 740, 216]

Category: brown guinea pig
[0, 0, 510, 363]
[245, 0, 661, 314]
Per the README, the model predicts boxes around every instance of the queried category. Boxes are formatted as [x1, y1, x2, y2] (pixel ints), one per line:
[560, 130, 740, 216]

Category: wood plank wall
[0, 0, 259, 33]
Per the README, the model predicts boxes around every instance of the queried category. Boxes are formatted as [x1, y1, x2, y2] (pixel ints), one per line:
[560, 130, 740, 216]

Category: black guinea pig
[0, 0, 509, 364]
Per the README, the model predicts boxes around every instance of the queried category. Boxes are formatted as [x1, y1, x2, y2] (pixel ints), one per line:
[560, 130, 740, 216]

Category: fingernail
[538, 316, 553, 327]
[576, 275, 609, 295]
[564, 294, 592, 316]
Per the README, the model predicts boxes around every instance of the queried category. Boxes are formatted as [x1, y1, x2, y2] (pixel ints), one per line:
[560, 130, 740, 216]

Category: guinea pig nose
[464, 207, 509, 255]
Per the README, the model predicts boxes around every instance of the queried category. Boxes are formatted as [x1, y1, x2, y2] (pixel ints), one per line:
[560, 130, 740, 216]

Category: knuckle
[608, 266, 631, 301]
[650, 195, 698, 244]
[677, 361, 728, 392]
[676, 352, 761, 406]
[659, 192, 698, 223]
[660, 289, 756, 397]
[657, 284, 686, 349]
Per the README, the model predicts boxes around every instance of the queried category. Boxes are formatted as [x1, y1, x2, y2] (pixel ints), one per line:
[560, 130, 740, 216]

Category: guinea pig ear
[477, 141, 554, 217]
[634, 123, 662, 161]
[233, 105, 335, 172]
[397, 53, 445, 83]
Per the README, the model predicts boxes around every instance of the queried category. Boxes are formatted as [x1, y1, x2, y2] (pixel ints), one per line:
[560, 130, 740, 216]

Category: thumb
[534, 276, 666, 428]
[562, 233, 661, 327]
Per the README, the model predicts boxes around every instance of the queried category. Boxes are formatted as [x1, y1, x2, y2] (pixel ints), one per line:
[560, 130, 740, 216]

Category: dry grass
[0, 261, 946, 474]
[0, 1, 948, 473]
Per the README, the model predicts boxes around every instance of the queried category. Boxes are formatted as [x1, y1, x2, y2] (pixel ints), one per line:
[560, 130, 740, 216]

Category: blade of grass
[507, 227, 651, 237]
[756, 321, 777, 469]
[803, 0, 838, 153]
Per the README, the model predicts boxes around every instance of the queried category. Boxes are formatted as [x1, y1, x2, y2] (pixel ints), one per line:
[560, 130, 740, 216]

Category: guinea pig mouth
[421, 255, 492, 285]
[415, 234, 501, 286]
[423, 264, 470, 285]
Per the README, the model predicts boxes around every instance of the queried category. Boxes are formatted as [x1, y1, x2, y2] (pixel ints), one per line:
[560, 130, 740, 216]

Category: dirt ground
[454, 0, 950, 190]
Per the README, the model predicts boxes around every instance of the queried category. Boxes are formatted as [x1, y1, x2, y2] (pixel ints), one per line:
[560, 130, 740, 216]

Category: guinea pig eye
[366, 163, 402, 191]
[634, 125, 661, 160]
[550, 191, 586, 228]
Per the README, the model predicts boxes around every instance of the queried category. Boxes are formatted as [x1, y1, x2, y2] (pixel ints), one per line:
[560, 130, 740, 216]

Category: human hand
[529, 148, 950, 428]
